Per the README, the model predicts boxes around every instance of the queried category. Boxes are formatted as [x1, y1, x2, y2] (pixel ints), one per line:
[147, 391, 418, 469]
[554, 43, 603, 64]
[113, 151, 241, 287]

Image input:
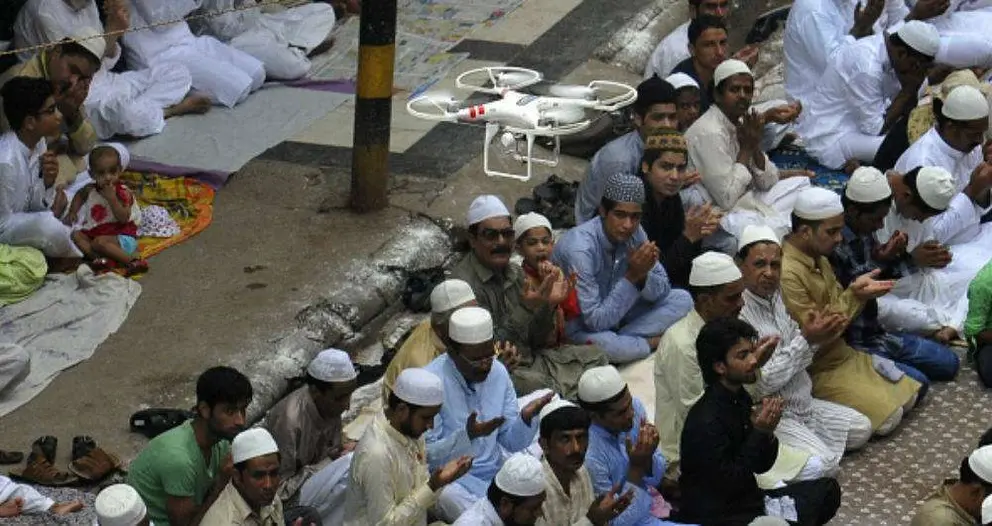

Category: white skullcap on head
[448, 306, 493, 344]
[71, 26, 106, 63]
[896, 20, 940, 57]
[232, 428, 279, 464]
[307, 348, 357, 383]
[689, 252, 743, 287]
[793, 187, 844, 220]
[983, 494, 992, 525]
[95, 484, 146, 526]
[970, 446, 992, 485]
[665, 72, 700, 91]
[845, 167, 892, 203]
[538, 398, 576, 421]
[749, 518, 790, 526]
[942, 85, 991, 120]
[738, 225, 780, 252]
[430, 279, 476, 313]
[95, 143, 132, 170]
[578, 366, 626, 403]
[513, 212, 553, 241]
[916, 166, 956, 211]
[714, 59, 753, 86]
[394, 368, 444, 406]
[467, 195, 510, 226]
[495, 453, 546, 497]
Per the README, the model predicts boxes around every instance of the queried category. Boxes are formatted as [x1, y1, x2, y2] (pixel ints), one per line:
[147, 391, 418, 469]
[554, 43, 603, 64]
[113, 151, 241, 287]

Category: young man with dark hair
[644, 0, 757, 80]
[128, 366, 254, 526]
[670, 15, 729, 115]
[679, 317, 842, 525]
[911, 446, 992, 525]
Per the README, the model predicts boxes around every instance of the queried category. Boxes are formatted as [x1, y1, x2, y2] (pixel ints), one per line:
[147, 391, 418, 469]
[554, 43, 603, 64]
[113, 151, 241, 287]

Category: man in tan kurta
[0, 36, 101, 187]
[910, 446, 992, 526]
[201, 428, 285, 526]
[780, 188, 920, 436]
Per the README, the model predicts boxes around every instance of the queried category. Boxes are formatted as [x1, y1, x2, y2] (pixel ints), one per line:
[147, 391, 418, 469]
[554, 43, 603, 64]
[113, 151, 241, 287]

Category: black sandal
[129, 409, 195, 439]
[0, 450, 23, 465]
[27, 436, 57, 465]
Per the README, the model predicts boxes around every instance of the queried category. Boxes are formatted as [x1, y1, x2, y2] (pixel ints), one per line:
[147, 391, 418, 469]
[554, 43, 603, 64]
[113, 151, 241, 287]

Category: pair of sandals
[8, 436, 121, 487]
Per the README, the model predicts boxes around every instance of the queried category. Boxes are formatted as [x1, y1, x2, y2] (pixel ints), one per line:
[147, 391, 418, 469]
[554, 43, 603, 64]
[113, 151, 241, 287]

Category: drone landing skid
[482, 123, 560, 182]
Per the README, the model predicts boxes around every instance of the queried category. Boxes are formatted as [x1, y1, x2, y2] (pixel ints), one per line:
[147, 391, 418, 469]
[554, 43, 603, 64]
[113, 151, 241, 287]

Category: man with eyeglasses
[452, 195, 608, 397]
[423, 306, 553, 522]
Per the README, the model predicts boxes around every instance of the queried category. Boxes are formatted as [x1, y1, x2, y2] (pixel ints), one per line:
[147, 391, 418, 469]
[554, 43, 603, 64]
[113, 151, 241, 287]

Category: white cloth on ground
[0, 343, 30, 395]
[0, 474, 53, 514]
[644, 22, 689, 80]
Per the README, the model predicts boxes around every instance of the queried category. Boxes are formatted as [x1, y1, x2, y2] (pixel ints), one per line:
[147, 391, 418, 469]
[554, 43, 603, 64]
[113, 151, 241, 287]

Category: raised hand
[801, 310, 847, 345]
[103, 0, 130, 34]
[625, 242, 659, 284]
[733, 44, 760, 68]
[968, 162, 992, 193]
[587, 484, 635, 526]
[41, 151, 59, 188]
[908, 0, 950, 21]
[737, 110, 764, 155]
[625, 422, 660, 471]
[430, 455, 474, 490]
[750, 396, 784, 433]
[681, 170, 702, 188]
[911, 240, 952, 269]
[521, 272, 556, 310]
[521, 392, 555, 423]
[496, 341, 520, 371]
[872, 231, 909, 262]
[851, 0, 884, 37]
[684, 204, 712, 243]
[850, 269, 896, 301]
[763, 103, 801, 125]
[753, 335, 781, 364]
[466, 412, 505, 439]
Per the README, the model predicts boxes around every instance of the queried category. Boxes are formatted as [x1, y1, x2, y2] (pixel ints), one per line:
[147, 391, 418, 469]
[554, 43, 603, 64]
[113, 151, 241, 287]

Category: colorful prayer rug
[120, 171, 215, 260]
[769, 143, 849, 194]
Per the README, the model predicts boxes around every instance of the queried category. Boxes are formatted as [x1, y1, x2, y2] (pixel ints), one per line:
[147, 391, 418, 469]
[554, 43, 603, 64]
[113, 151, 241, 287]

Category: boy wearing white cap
[554, 173, 694, 363]
[95, 484, 149, 526]
[265, 348, 358, 501]
[453, 453, 547, 526]
[665, 74, 701, 132]
[346, 368, 473, 526]
[424, 307, 553, 521]
[780, 187, 922, 437]
[911, 445, 992, 525]
[795, 21, 940, 169]
[382, 279, 477, 401]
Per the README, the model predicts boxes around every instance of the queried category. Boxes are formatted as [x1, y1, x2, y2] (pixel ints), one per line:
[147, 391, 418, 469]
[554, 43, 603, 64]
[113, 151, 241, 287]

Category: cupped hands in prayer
[751, 396, 784, 433]
[521, 262, 573, 309]
[587, 484, 635, 526]
[849, 269, 896, 301]
[851, 0, 884, 38]
[625, 242, 660, 284]
[911, 240, 952, 269]
[466, 412, 505, 439]
[801, 310, 848, 346]
[684, 203, 722, 243]
[763, 101, 802, 125]
[496, 341, 520, 370]
[430, 455, 474, 490]
[681, 170, 701, 188]
[753, 335, 782, 364]
[872, 230, 909, 262]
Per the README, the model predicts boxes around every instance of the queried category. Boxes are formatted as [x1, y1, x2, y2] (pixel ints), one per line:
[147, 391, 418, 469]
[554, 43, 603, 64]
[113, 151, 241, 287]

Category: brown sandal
[9, 457, 78, 487]
[67, 446, 121, 482]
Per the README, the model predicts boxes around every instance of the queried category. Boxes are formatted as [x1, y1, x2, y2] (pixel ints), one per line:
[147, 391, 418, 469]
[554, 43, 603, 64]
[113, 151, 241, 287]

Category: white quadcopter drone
[407, 66, 638, 181]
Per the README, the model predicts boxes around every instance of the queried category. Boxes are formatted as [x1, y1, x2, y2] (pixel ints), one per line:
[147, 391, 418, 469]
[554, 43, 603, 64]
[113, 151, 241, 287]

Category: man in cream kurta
[200, 429, 286, 526]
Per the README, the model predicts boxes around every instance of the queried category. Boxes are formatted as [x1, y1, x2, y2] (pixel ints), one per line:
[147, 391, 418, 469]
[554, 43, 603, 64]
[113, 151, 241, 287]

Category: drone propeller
[547, 84, 597, 100]
[417, 90, 459, 109]
[541, 105, 587, 125]
[495, 71, 538, 88]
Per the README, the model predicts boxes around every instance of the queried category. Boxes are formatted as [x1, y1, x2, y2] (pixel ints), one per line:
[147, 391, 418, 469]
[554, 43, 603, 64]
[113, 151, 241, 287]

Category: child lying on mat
[63, 144, 149, 276]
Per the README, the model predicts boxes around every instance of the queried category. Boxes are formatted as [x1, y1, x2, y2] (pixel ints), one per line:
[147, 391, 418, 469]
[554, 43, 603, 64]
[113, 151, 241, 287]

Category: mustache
[491, 245, 512, 255]
[567, 454, 584, 463]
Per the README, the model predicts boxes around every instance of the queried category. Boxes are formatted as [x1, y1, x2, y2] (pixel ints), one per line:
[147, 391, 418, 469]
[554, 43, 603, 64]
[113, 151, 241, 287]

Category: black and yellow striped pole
[350, 0, 397, 212]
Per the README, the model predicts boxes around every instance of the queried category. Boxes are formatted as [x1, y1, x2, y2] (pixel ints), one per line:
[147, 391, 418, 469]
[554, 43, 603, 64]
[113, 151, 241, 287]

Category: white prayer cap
[95, 484, 146, 526]
[430, 279, 476, 313]
[793, 187, 844, 220]
[970, 446, 992, 484]
[467, 195, 510, 226]
[307, 348, 358, 383]
[895, 20, 940, 57]
[578, 366, 626, 403]
[394, 368, 444, 406]
[845, 167, 892, 203]
[513, 212, 553, 241]
[494, 453, 546, 497]
[232, 428, 280, 464]
[71, 27, 106, 63]
[538, 398, 576, 421]
[665, 72, 700, 91]
[713, 59, 752, 86]
[916, 166, 956, 211]
[738, 225, 780, 252]
[689, 251, 742, 287]
[448, 306, 494, 344]
[942, 85, 991, 120]
[982, 494, 992, 524]
[748, 518, 790, 526]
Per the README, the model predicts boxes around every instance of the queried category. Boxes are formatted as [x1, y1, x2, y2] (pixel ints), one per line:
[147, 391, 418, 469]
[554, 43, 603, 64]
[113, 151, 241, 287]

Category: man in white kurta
[452, 454, 547, 526]
[643, 0, 754, 80]
[14, 0, 208, 139]
[685, 60, 809, 242]
[194, 0, 335, 81]
[123, 0, 265, 108]
[736, 225, 874, 478]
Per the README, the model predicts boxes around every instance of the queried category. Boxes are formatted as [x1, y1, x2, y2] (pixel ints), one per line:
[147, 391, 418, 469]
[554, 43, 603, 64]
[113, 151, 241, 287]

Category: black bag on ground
[515, 174, 580, 230]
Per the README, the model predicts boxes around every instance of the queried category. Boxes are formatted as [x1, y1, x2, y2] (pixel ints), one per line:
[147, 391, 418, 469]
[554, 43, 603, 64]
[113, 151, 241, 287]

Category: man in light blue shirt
[425, 306, 553, 522]
[554, 173, 693, 363]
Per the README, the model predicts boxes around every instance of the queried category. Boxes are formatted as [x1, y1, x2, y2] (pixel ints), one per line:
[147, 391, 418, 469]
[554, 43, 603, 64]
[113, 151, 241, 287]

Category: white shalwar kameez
[0, 474, 53, 514]
[885, 0, 992, 69]
[194, 0, 336, 81]
[0, 132, 81, 258]
[14, 0, 193, 139]
[740, 289, 874, 478]
[123, 0, 265, 109]
[643, 22, 689, 80]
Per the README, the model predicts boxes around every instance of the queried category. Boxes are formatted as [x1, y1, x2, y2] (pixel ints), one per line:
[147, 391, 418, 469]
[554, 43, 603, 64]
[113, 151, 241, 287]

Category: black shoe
[27, 435, 56, 465]
[354, 363, 386, 387]
[130, 409, 196, 439]
[71, 436, 96, 462]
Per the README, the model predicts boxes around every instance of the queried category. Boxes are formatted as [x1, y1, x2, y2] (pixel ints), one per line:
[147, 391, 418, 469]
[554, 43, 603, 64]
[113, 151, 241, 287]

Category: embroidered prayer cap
[713, 59, 753, 86]
[983, 493, 992, 525]
[738, 225, 781, 252]
[845, 166, 892, 203]
[394, 368, 444, 407]
[970, 446, 992, 485]
[467, 195, 510, 226]
[71, 27, 107, 63]
[603, 172, 646, 204]
[95, 484, 147, 526]
[578, 366, 626, 403]
[513, 212, 553, 241]
[689, 251, 743, 287]
[430, 279, 476, 314]
[448, 306, 494, 344]
[942, 85, 991, 120]
[538, 398, 576, 421]
[232, 428, 280, 464]
[937, 69, 992, 100]
[916, 166, 956, 211]
[793, 187, 844, 220]
[665, 72, 700, 91]
[307, 348, 358, 383]
[494, 453, 546, 497]
[895, 20, 940, 58]
[644, 127, 688, 154]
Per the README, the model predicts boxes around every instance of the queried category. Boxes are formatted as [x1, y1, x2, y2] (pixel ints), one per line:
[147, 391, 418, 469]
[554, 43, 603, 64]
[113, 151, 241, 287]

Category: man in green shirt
[911, 446, 992, 526]
[966, 260, 992, 387]
[128, 366, 253, 525]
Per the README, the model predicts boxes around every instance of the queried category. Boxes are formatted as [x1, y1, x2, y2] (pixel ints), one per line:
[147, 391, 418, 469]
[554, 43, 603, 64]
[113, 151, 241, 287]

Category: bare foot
[50, 500, 83, 515]
[0, 498, 23, 517]
[165, 93, 213, 119]
[647, 335, 662, 350]
[842, 159, 862, 176]
[308, 37, 335, 58]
